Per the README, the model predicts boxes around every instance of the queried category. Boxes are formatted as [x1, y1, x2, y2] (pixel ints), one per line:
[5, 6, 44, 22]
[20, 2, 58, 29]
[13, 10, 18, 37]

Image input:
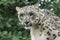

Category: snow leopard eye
[29, 12, 34, 16]
[20, 13, 24, 17]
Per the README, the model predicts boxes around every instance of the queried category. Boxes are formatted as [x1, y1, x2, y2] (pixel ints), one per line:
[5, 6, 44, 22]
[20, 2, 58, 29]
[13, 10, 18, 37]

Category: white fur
[30, 28, 48, 40]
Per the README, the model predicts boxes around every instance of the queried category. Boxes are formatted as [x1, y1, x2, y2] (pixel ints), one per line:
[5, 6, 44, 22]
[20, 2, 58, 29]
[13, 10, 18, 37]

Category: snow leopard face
[16, 3, 60, 40]
[16, 4, 41, 27]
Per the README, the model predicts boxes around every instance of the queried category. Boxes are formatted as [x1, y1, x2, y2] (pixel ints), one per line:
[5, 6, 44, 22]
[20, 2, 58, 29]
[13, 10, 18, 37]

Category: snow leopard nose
[25, 21, 29, 24]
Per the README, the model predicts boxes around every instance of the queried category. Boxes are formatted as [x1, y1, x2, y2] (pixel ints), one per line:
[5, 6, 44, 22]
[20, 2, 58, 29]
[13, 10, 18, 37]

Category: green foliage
[0, 0, 60, 40]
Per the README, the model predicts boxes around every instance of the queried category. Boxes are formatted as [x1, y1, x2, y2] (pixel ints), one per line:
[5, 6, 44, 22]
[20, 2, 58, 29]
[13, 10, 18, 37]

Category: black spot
[53, 34, 56, 39]
[46, 37, 49, 40]
[49, 29, 52, 31]
[58, 32, 60, 36]
[45, 26, 48, 28]
[40, 34, 41, 36]
[38, 23, 41, 25]
[54, 18, 58, 21]
[48, 24, 50, 26]
[43, 28, 45, 30]
[47, 31, 51, 36]
[53, 28, 56, 30]
[41, 23, 44, 26]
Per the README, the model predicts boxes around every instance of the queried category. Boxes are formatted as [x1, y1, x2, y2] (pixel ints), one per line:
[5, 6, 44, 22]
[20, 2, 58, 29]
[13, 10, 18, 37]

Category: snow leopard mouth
[24, 23, 32, 27]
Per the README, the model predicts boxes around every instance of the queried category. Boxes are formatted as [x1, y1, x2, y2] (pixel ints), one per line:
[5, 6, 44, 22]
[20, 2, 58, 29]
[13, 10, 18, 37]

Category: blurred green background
[0, 0, 60, 40]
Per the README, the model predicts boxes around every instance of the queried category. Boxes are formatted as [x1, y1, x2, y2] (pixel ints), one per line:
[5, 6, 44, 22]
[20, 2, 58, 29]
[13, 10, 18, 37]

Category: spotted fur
[16, 3, 60, 40]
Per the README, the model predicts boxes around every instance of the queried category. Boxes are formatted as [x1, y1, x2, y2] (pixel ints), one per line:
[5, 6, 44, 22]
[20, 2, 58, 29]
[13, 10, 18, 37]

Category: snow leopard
[16, 3, 60, 40]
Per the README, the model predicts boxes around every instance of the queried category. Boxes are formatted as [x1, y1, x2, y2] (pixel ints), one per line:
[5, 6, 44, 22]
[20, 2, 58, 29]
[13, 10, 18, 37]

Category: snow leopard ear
[32, 3, 41, 8]
[16, 7, 21, 12]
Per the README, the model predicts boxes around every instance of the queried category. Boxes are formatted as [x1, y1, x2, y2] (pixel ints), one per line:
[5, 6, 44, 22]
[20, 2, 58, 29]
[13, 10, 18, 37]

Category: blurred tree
[0, 0, 60, 40]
